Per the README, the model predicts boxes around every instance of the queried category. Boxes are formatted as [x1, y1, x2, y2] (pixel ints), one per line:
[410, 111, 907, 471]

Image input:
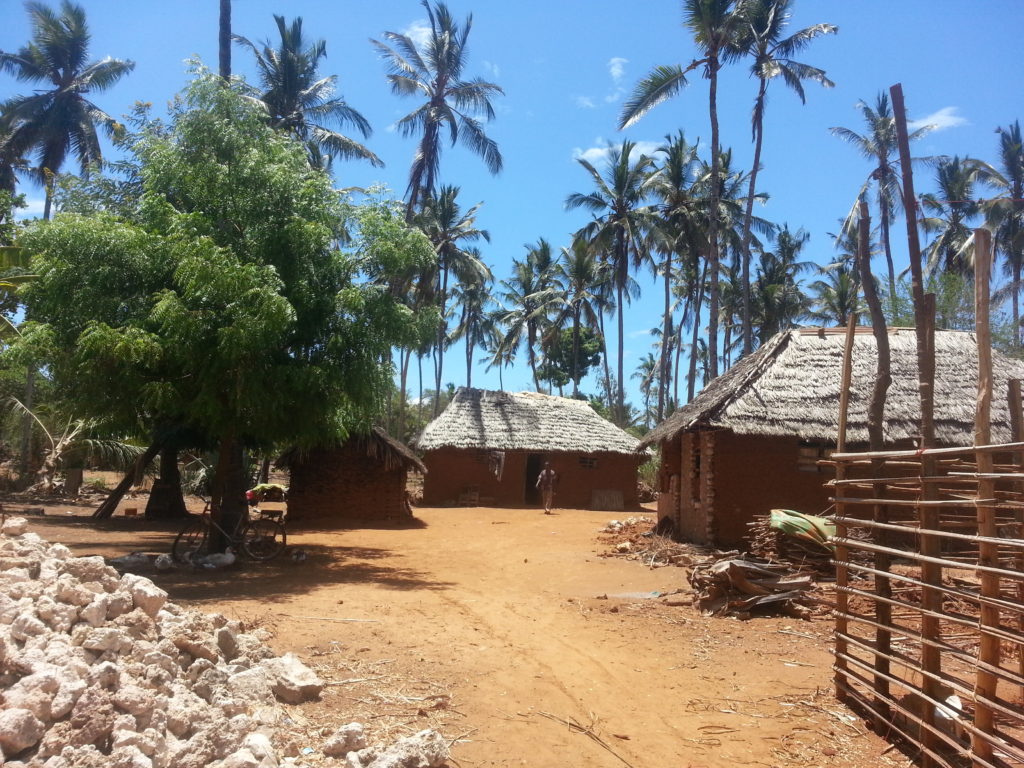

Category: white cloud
[574, 95, 596, 109]
[402, 20, 431, 51]
[608, 57, 628, 83]
[908, 106, 968, 132]
[571, 139, 663, 165]
[482, 60, 500, 79]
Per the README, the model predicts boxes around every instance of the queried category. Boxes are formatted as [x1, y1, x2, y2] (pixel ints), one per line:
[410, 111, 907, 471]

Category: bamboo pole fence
[828, 227, 1024, 767]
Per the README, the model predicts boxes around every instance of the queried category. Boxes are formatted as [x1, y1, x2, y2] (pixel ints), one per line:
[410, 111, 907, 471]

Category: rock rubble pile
[0, 519, 448, 768]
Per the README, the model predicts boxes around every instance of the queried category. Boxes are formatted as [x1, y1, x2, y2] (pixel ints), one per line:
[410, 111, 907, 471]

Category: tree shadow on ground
[20, 516, 454, 606]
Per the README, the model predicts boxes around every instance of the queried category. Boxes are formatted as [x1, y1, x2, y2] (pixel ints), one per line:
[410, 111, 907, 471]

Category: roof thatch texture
[279, 427, 426, 473]
[414, 388, 641, 455]
[642, 328, 1024, 448]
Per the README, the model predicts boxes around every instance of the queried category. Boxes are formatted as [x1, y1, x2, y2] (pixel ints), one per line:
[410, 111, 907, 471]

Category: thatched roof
[642, 328, 1024, 448]
[279, 427, 426, 473]
[414, 388, 641, 455]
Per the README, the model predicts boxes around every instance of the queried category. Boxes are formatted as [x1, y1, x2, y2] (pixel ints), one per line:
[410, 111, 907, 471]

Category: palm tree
[0, 0, 135, 219]
[986, 121, 1024, 347]
[619, 0, 747, 381]
[921, 156, 994, 277]
[497, 241, 559, 391]
[830, 93, 932, 306]
[808, 265, 860, 326]
[372, 1, 503, 219]
[566, 139, 657, 424]
[553, 239, 609, 397]
[219, 0, 232, 80]
[731, 0, 836, 355]
[753, 224, 812, 342]
[415, 185, 491, 413]
[649, 131, 703, 419]
[234, 15, 381, 170]
[632, 352, 659, 428]
[449, 264, 493, 389]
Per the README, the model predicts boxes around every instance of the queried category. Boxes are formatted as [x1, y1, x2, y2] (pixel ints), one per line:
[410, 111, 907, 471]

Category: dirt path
[17, 503, 901, 768]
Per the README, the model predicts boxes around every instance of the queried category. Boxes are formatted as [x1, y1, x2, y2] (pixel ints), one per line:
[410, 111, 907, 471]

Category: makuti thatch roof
[641, 328, 1024, 449]
[414, 387, 641, 455]
[279, 427, 426, 473]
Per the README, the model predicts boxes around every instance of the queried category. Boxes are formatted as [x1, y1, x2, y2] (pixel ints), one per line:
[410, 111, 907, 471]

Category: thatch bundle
[642, 328, 1024, 448]
[414, 388, 641, 455]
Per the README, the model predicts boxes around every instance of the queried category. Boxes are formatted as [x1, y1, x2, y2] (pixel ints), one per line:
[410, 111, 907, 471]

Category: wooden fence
[829, 442, 1024, 767]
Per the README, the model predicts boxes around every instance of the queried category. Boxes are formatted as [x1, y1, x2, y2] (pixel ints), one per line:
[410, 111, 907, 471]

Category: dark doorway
[525, 453, 542, 505]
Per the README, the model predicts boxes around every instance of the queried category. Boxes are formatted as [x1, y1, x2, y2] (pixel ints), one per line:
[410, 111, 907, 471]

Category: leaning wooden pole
[1008, 377, 1024, 704]
[973, 227, 1000, 765]
[833, 312, 858, 703]
[855, 201, 894, 728]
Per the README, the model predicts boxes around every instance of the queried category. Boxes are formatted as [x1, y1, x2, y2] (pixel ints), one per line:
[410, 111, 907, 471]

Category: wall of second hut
[710, 432, 833, 546]
[288, 445, 411, 525]
[421, 448, 640, 509]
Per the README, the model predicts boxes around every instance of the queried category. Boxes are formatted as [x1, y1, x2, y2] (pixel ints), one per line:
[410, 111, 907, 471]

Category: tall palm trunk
[707, 56, 722, 380]
[658, 251, 672, 421]
[398, 347, 412, 440]
[879, 201, 897, 307]
[464, 315, 474, 389]
[433, 265, 450, 415]
[740, 80, 767, 355]
[616, 263, 626, 425]
[1015, 262, 1022, 349]
[571, 307, 581, 397]
[687, 260, 709, 401]
[219, 0, 231, 81]
[598, 309, 613, 411]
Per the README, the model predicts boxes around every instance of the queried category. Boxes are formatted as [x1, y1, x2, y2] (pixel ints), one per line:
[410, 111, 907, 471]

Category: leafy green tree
[552, 240, 610, 397]
[497, 239, 560, 391]
[921, 156, 995, 276]
[620, 0, 747, 380]
[536, 326, 602, 397]
[731, 0, 836, 354]
[753, 224, 812, 342]
[0, 0, 135, 218]
[20, 72, 434, 533]
[234, 15, 381, 170]
[372, 1, 503, 218]
[566, 140, 656, 423]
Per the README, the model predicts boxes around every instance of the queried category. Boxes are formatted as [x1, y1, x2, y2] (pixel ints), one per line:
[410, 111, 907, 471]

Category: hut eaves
[641, 328, 1024, 448]
[414, 388, 641, 455]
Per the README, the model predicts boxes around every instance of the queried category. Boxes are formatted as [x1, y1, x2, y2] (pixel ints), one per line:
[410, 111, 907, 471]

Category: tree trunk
[398, 347, 412, 440]
[687, 260, 709, 402]
[18, 366, 35, 483]
[1015, 262, 1021, 349]
[433, 266, 449, 415]
[465, 317, 473, 389]
[879, 201, 897, 309]
[707, 56, 721, 381]
[218, 0, 231, 81]
[857, 202, 890, 446]
[92, 441, 162, 520]
[258, 457, 270, 485]
[740, 81, 767, 356]
[598, 310, 613, 411]
[571, 308, 581, 397]
[145, 446, 188, 520]
[658, 251, 672, 422]
[616, 273, 626, 425]
[210, 433, 246, 553]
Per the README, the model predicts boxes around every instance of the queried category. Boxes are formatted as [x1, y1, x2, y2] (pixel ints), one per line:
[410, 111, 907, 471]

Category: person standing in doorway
[536, 460, 558, 514]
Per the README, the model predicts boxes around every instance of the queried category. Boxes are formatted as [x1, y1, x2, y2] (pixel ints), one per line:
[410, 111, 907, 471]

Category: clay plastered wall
[422, 449, 528, 506]
[711, 432, 832, 546]
[422, 449, 639, 509]
[288, 445, 410, 524]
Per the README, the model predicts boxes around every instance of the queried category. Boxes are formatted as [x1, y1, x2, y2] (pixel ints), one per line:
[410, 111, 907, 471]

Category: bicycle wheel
[241, 519, 286, 561]
[172, 519, 211, 564]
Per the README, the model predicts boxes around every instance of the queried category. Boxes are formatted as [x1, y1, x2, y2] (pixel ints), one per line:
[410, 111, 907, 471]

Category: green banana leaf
[768, 508, 836, 552]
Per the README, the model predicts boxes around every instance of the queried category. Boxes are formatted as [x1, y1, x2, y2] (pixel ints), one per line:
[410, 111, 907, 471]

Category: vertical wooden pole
[973, 228, 999, 764]
[833, 313, 858, 702]
[1008, 378, 1024, 704]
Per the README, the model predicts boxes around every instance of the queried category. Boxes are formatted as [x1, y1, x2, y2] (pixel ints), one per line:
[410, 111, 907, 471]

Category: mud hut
[642, 328, 1024, 546]
[415, 388, 643, 510]
[282, 427, 425, 524]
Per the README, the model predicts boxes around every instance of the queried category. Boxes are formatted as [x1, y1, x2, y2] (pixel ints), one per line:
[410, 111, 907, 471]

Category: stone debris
[0, 519, 449, 768]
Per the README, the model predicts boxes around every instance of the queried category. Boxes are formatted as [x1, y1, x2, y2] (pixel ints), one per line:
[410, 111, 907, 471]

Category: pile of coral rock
[0, 518, 447, 768]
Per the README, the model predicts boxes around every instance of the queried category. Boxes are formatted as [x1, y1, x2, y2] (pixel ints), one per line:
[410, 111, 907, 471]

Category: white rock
[221, 748, 262, 768]
[80, 594, 112, 627]
[0, 708, 45, 754]
[242, 732, 277, 765]
[58, 556, 113, 584]
[120, 574, 167, 618]
[82, 627, 128, 653]
[51, 678, 87, 719]
[110, 744, 154, 768]
[323, 723, 368, 758]
[10, 612, 46, 641]
[55, 575, 95, 607]
[258, 654, 323, 704]
[362, 730, 447, 768]
[1, 517, 28, 536]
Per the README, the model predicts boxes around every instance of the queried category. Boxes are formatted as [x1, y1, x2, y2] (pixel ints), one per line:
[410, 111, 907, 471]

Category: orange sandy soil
[8, 497, 908, 768]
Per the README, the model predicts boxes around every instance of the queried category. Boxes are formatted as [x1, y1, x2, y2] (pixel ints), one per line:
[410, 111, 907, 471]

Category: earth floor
[9, 497, 908, 768]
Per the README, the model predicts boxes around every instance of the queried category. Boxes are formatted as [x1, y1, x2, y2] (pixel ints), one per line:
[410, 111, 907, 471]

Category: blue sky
[3, 0, 1023, 412]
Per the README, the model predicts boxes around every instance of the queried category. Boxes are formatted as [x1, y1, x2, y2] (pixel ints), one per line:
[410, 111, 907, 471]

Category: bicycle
[172, 499, 287, 564]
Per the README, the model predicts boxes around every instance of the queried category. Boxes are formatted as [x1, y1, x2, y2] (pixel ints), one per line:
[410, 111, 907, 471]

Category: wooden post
[973, 227, 1000, 764]
[833, 313, 857, 702]
[1010, 378, 1024, 704]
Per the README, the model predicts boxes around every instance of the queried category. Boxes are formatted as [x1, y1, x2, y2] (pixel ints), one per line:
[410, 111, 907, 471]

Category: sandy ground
[8, 499, 906, 768]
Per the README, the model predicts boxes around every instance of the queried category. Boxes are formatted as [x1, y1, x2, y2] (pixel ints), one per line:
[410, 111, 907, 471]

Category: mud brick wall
[711, 432, 832, 546]
[288, 445, 411, 524]
[421, 449, 640, 509]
